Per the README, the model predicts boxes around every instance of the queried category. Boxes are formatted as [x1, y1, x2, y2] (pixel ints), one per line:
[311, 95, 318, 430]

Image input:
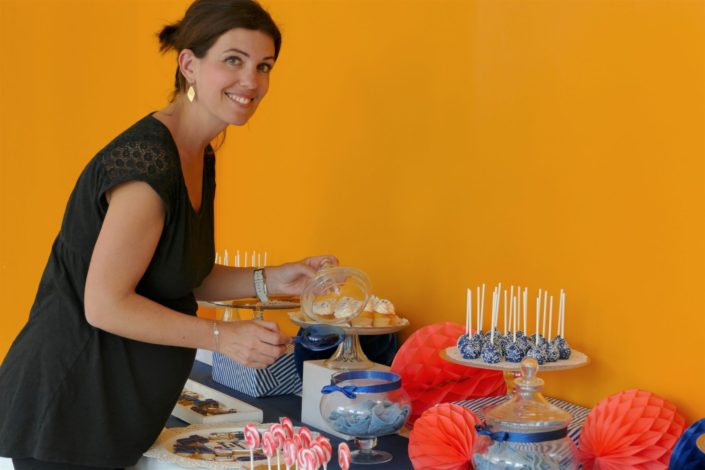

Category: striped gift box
[454, 395, 590, 445]
[211, 348, 302, 397]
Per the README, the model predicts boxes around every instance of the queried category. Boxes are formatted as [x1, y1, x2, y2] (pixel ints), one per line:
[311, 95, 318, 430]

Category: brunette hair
[158, 0, 281, 96]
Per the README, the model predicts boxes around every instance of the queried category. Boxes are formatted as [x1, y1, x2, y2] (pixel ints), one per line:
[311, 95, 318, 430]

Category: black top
[0, 114, 215, 466]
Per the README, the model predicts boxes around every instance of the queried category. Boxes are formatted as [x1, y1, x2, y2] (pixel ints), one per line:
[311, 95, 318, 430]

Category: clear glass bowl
[300, 263, 371, 325]
[473, 357, 579, 469]
[320, 370, 410, 464]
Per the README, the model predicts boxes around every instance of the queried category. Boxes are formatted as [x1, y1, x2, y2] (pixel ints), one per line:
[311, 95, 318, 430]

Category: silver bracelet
[212, 320, 220, 353]
[254, 268, 269, 302]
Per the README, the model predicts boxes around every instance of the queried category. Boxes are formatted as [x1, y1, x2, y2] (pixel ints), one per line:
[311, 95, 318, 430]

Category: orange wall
[1, 1, 703, 422]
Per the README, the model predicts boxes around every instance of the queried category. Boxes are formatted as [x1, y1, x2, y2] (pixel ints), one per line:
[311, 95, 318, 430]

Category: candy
[244, 423, 261, 450]
[338, 442, 351, 470]
[459, 341, 481, 359]
[546, 343, 560, 362]
[553, 336, 572, 359]
[480, 342, 502, 364]
[315, 435, 333, 465]
[280, 416, 295, 439]
[310, 443, 326, 468]
[298, 426, 313, 448]
[325, 400, 410, 436]
[243, 423, 260, 470]
[526, 344, 546, 365]
[282, 439, 298, 468]
[261, 431, 276, 456]
[298, 447, 317, 470]
[505, 342, 524, 363]
[456, 334, 470, 349]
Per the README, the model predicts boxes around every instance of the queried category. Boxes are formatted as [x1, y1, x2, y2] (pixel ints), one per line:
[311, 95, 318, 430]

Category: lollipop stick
[503, 289, 508, 335]
[549, 295, 554, 340]
[542, 290, 548, 338]
[535, 289, 541, 344]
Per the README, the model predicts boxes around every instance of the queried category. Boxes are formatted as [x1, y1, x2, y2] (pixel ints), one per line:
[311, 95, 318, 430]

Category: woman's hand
[218, 320, 291, 369]
[265, 255, 338, 296]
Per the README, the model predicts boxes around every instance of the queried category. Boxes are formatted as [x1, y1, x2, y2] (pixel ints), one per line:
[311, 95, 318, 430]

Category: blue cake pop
[470, 332, 485, 348]
[546, 343, 560, 362]
[457, 334, 470, 349]
[505, 342, 524, 363]
[525, 344, 546, 365]
[481, 342, 502, 363]
[460, 341, 481, 360]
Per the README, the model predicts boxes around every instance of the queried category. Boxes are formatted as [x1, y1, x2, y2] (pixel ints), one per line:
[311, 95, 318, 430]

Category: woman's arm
[84, 181, 288, 368]
[194, 255, 337, 302]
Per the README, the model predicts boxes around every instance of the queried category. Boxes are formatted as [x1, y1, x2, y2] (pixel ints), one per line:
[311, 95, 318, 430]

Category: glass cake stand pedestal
[289, 312, 410, 370]
[441, 347, 590, 394]
[199, 296, 300, 321]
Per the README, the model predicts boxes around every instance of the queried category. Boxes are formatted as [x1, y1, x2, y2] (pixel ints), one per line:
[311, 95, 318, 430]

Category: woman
[0, 1, 329, 468]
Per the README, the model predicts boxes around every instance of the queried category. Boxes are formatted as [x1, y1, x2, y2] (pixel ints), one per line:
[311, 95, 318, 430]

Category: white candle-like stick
[524, 287, 529, 336]
[476, 286, 481, 334]
[561, 290, 566, 337]
[480, 283, 486, 333]
[224, 249, 229, 267]
[466, 288, 472, 335]
[236, 250, 241, 267]
[264, 251, 268, 266]
[258, 253, 261, 268]
[542, 290, 548, 338]
[549, 295, 554, 339]
[536, 289, 541, 344]
[252, 251, 256, 267]
[244, 252, 249, 268]
[558, 290, 564, 337]
[503, 289, 508, 335]
[512, 294, 517, 342]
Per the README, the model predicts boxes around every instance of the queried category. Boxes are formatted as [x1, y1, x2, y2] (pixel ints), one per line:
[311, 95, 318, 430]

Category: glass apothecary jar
[320, 370, 411, 464]
[473, 357, 579, 469]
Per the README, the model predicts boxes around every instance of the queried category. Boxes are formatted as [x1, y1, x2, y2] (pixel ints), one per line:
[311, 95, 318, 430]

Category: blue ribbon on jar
[475, 422, 568, 444]
[320, 370, 402, 399]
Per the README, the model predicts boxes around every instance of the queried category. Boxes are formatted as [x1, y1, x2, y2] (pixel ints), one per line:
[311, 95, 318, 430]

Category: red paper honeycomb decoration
[391, 322, 505, 427]
[409, 403, 481, 470]
[578, 389, 686, 469]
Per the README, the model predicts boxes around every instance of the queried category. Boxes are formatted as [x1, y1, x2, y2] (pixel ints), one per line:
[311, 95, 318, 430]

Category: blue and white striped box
[211, 348, 302, 398]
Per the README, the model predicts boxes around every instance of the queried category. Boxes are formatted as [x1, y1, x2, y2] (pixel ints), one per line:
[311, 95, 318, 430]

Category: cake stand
[199, 296, 300, 321]
[441, 346, 589, 394]
[289, 312, 409, 370]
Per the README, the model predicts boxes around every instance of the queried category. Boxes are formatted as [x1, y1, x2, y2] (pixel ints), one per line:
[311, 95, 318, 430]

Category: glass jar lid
[483, 357, 572, 434]
[300, 262, 371, 324]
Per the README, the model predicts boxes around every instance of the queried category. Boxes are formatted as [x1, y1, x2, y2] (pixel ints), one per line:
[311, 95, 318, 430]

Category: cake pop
[505, 342, 524, 363]
[526, 344, 546, 365]
[460, 341, 481, 359]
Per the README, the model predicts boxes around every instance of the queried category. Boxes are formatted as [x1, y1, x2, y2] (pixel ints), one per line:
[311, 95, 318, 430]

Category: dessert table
[136, 359, 414, 469]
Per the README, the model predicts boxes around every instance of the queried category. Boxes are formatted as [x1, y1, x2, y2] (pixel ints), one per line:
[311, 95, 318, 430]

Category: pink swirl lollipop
[298, 426, 313, 448]
[310, 443, 325, 469]
[244, 423, 261, 449]
[269, 423, 287, 448]
[282, 438, 298, 469]
[314, 436, 332, 469]
[243, 423, 261, 470]
[338, 442, 351, 470]
[261, 431, 276, 470]
[280, 416, 295, 439]
[297, 447, 318, 470]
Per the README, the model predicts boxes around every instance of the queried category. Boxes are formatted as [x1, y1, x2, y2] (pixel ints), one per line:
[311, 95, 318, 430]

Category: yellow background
[1, 0, 703, 422]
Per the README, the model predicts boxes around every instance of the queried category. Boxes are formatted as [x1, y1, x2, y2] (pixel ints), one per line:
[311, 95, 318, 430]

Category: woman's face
[191, 28, 276, 126]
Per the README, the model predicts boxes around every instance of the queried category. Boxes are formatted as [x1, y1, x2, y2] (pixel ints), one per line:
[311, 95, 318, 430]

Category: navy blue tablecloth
[167, 360, 413, 469]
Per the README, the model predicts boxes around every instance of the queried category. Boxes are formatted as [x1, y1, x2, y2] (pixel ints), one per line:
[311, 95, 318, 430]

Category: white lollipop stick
[236, 249, 240, 267]
[264, 251, 268, 266]
[523, 288, 528, 334]
[503, 289, 508, 335]
[549, 295, 554, 340]
[535, 289, 541, 344]
[466, 288, 472, 336]
[480, 283, 486, 333]
[542, 290, 548, 338]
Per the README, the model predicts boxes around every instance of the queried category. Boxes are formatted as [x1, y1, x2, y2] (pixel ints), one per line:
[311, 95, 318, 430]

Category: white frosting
[334, 297, 363, 318]
[364, 295, 379, 312]
[312, 299, 335, 316]
[374, 298, 395, 314]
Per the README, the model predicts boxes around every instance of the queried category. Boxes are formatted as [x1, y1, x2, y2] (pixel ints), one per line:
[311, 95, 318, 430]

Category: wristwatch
[253, 268, 269, 302]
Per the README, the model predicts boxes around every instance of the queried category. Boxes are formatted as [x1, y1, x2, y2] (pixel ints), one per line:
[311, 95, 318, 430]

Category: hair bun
[158, 23, 180, 53]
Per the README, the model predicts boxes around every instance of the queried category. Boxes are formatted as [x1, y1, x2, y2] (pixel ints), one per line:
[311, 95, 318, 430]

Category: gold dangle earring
[187, 84, 196, 103]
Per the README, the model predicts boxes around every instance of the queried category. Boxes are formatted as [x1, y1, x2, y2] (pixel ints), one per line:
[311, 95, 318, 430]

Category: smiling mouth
[225, 93, 255, 105]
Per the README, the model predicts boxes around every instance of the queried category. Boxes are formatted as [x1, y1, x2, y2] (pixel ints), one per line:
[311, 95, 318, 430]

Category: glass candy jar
[301, 259, 371, 325]
[320, 371, 411, 464]
[473, 357, 579, 469]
